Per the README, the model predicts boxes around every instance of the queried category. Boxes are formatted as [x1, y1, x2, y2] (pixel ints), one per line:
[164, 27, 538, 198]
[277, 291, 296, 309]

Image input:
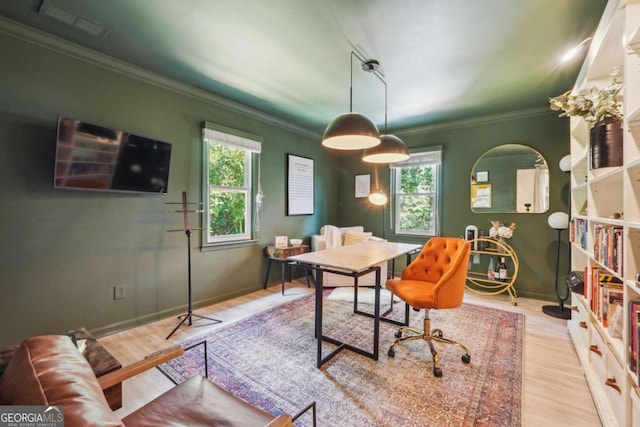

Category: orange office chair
[386, 237, 471, 377]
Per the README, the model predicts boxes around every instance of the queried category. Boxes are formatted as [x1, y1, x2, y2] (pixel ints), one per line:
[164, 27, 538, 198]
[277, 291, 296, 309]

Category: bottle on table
[498, 257, 508, 282]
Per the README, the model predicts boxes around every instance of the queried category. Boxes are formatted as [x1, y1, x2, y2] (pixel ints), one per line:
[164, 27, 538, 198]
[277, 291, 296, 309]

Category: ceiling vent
[38, 0, 111, 39]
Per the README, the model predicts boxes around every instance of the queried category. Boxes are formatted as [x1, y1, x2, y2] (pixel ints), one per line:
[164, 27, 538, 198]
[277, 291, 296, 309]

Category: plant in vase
[549, 67, 623, 169]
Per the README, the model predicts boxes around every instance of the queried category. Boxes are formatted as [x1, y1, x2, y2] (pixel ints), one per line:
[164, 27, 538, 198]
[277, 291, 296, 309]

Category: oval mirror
[471, 144, 549, 213]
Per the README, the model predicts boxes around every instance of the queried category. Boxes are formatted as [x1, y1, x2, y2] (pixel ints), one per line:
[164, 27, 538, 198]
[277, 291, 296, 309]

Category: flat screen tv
[54, 116, 172, 194]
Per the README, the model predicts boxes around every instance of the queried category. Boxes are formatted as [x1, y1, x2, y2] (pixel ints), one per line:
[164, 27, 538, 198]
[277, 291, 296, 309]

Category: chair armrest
[98, 346, 184, 390]
[265, 414, 293, 427]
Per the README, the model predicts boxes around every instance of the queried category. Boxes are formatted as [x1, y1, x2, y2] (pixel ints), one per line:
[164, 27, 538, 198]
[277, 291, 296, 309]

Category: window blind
[202, 122, 262, 153]
[389, 145, 442, 168]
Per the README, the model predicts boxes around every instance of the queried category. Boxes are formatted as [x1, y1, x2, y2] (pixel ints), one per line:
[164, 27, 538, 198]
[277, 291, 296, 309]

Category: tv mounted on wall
[54, 116, 172, 194]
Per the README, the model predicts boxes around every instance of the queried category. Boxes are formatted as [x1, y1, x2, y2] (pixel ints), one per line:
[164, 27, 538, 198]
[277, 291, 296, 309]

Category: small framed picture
[476, 170, 489, 183]
[354, 174, 371, 198]
[274, 236, 288, 248]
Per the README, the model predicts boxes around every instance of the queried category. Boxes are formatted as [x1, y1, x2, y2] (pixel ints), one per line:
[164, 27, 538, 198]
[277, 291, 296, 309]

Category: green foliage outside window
[208, 144, 247, 237]
[398, 165, 436, 233]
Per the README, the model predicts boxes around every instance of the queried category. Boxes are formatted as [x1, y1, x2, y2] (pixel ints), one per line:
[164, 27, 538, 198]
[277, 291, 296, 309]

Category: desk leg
[281, 260, 286, 295]
[264, 258, 273, 289]
[315, 269, 323, 368]
[373, 267, 381, 361]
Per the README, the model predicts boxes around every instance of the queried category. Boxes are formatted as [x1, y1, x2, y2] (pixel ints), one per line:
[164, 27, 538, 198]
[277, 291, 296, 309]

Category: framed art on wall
[286, 154, 314, 215]
[355, 174, 371, 198]
[476, 170, 489, 183]
[471, 184, 492, 208]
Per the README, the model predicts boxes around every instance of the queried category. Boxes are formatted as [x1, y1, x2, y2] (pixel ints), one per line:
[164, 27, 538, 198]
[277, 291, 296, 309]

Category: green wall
[0, 27, 571, 347]
[0, 32, 337, 347]
[336, 112, 570, 301]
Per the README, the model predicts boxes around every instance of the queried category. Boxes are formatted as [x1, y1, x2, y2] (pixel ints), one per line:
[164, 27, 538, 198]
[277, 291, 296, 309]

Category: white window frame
[202, 123, 262, 246]
[390, 146, 442, 237]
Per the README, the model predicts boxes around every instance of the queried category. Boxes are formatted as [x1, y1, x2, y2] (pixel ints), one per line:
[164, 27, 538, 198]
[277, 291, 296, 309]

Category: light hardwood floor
[99, 281, 602, 426]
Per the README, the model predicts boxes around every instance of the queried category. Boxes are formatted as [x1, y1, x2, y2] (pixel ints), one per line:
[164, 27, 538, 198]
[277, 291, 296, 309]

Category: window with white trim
[202, 123, 262, 245]
[390, 147, 442, 236]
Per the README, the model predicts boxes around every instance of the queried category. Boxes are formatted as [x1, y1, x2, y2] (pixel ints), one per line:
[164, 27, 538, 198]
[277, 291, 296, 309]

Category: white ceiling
[0, 0, 607, 133]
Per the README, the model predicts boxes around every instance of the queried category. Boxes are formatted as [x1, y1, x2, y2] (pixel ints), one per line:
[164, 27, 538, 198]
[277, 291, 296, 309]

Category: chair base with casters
[387, 305, 471, 377]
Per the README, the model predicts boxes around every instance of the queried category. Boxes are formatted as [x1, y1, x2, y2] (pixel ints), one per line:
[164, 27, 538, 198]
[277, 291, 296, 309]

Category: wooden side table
[264, 245, 313, 295]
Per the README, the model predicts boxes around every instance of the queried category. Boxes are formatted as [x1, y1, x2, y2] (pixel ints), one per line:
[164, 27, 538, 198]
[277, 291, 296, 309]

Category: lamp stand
[542, 228, 571, 319]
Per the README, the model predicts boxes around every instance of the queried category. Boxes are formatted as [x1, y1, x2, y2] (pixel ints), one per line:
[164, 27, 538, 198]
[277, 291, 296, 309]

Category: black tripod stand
[166, 191, 221, 339]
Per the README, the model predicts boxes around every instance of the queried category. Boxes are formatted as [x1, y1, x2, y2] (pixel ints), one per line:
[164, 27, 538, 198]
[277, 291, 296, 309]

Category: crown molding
[0, 15, 320, 139]
[392, 107, 555, 137]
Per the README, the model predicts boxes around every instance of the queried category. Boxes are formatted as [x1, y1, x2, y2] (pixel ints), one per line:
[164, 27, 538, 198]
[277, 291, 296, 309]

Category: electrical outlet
[114, 284, 126, 300]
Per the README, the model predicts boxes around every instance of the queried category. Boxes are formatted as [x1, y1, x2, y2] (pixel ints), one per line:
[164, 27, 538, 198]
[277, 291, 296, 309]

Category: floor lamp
[542, 211, 571, 319]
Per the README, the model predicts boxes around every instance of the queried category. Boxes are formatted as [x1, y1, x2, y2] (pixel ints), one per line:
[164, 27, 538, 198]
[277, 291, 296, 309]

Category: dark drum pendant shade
[589, 119, 623, 169]
[322, 112, 381, 150]
[362, 134, 410, 163]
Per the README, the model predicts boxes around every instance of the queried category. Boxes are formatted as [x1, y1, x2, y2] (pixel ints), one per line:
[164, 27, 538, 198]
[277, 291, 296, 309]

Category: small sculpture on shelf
[489, 220, 516, 247]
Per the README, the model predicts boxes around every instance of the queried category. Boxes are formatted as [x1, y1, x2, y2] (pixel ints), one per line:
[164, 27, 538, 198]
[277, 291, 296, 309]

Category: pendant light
[363, 134, 410, 163]
[322, 52, 381, 150]
[361, 60, 409, 163]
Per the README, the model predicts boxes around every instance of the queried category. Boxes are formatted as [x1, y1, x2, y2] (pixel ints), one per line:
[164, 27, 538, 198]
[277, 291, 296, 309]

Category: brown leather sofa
[0, 335, 294, 427]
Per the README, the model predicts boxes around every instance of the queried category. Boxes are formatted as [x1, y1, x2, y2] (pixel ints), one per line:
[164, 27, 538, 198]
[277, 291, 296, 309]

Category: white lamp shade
[559, 154, 571, 172]
[322, 113, 380, 150]
[368, 191, 387, 206]
[547, 212, 569, 230]
[362, 134, 409, 163]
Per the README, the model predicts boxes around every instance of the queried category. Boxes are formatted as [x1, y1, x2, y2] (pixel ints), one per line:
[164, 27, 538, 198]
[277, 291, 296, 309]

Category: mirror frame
[470, 144, 549, 214]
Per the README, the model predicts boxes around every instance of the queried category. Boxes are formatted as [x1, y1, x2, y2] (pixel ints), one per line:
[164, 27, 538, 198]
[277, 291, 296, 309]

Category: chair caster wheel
[512, 301, 518, 306]
[388, 348, 395, 358]
[394, 330, 402, 338]
[433, 367, 442, 377]
[462, 354, 471, 364]
[432, 329, 443, 338]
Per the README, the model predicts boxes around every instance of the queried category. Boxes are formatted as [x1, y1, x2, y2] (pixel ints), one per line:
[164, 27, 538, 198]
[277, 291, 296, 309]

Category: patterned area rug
[158, 293, 523, 426]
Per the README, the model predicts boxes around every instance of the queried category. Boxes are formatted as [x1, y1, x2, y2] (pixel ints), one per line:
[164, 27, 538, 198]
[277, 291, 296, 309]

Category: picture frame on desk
[274, 236, 288, 248]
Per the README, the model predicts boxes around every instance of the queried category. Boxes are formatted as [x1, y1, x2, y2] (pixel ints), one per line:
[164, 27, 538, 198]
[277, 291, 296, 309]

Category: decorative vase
[589, 119, 623, 169]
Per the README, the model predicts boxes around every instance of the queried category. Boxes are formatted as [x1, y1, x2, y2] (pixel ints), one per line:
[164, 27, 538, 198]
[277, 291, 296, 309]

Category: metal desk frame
[290, 243, 420, 368]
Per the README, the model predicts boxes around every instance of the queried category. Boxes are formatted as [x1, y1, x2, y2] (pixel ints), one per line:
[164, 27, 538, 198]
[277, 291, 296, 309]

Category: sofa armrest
[369, 235, 387, 242]
[98, 346, 184, 390]
[311, 234, 327, 251]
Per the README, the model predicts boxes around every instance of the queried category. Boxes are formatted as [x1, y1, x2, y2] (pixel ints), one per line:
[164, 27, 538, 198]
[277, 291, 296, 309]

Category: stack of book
[593, 224, 623, 275]
[569, 218, 588, 251]
[589, 268, 623, 328]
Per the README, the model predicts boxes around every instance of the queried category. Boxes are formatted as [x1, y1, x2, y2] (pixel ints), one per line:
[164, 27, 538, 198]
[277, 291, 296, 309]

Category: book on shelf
[629, 301, 640, 377]
[570, 218, 588, 251]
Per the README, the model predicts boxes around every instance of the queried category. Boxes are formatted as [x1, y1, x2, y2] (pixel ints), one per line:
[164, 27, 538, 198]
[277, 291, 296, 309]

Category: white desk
[288, 241, 422, 368]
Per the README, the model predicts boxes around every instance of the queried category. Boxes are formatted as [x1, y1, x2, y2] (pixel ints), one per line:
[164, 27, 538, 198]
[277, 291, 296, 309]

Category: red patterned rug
[158, 293, 523, 426]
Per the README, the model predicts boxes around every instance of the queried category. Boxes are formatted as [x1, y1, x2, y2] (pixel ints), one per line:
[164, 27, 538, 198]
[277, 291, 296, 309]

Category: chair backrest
[401, 237, 471, 309]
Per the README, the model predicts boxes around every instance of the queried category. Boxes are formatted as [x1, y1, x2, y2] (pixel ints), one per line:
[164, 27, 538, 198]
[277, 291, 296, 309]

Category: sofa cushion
[0, 335, 123, 427]
[122, 375, 281, 427]
[343, 230, 373, 245]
